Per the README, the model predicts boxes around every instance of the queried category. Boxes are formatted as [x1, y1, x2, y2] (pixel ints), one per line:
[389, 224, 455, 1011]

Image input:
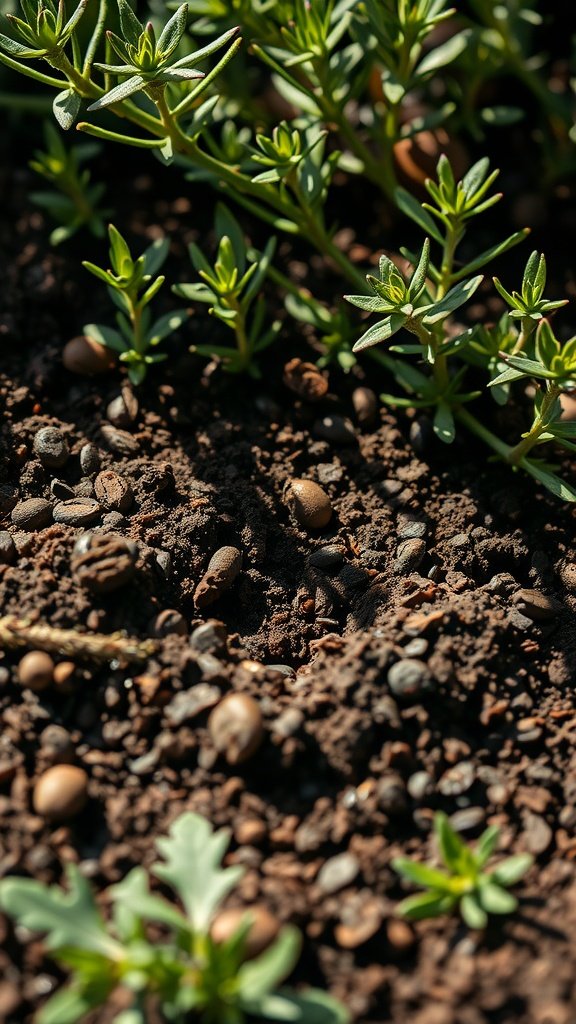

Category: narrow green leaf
[52, 88, 81, 130]
[521, 460, 576, 502]
[477, 883, 517, 915]
[392, 858, 453, 891]
[490, 854, 533, 887]
[394, 188, 444, 244]
[353, 313, 407, 353]
[433, 402, 455, 443]
[396, 890, 456, 920]
[475, 826, 500, 868]
[460, 893, 487, 929]
[435, 813, 467, 872]
[236, 926, 301, 1002]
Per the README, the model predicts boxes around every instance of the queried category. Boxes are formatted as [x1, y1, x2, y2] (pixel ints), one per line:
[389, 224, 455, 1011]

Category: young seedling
[173, 204, 280, 376]
[393, 812, 533, 930]
[29, 121, 109, 245]
[83, 224, 190, 385]
[0, 811, 349, 1024]
[345, 153, 576, 501]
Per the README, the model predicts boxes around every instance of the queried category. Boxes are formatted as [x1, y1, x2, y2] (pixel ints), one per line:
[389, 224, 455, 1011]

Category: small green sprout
[174, 204, 280, 376]
[83, 224, 190, 385]
[0, 811, 349, 1024]
[393, 812, 533, 930]
[29, 121, 109, 245]
[88, 1, 208, 111]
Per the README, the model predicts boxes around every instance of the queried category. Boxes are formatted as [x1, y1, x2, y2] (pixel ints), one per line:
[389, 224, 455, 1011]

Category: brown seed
[94, 470, 133, 512]
[18, 651, 54, 692]
[393, 129, 468, 192]
[99, 424, 140, 456]
[62, 335, 116, 375]
[33, 427, 69, 468]
[512, 588, 562, 622]
[195, 546, 243, 609]
[148, 608, 188, 637]
[560, 392, 576, 421]
[53, 497, 102, 527]
[285, 479, 332, 530]
[33, 764, 88, 821]
[11, 498, 52, 531]
[208, 692, 264, 764]
[210, 906, 280, 959]
[53, 661, 77, 694]
[71, 532, 138, 593]
[106, 387, 139, 430]
[283, 358, 329, 402]
[352, 386, 378, 425]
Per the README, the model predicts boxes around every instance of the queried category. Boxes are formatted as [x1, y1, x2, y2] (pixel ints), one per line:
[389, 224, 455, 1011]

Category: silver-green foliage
[0, 811, 349, 1024]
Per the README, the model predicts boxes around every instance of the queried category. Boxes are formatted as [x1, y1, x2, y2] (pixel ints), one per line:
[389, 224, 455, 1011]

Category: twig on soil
[0, 615, 157, 664]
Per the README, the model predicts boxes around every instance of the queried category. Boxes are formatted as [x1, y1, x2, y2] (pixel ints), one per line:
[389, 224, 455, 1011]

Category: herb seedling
[393, 812, 533, 929]
[173, 204, 280, 376]
[29, 121, 109, 245]
[345, 153, 576, 501]
[82, 224, 190, 385]
[0, 811, 349, 1024]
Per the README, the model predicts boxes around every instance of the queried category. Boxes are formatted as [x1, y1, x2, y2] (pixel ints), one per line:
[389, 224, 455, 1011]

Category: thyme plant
[83, 224, 190, 385]
[173, 204, 280, 376]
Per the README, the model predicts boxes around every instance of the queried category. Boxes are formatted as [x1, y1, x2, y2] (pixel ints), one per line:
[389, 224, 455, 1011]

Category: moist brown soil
[2, 146, 576, 1024]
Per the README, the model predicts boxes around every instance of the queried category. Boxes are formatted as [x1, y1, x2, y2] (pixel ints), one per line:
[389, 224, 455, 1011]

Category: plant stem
[0, 616, 157, 663]
[506, 383, 561, 465]
[511, 316, 536, 355]
[455, 406, 513, 460]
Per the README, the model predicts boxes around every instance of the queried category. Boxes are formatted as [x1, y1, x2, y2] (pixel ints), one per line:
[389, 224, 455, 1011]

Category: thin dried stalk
[0, 616, 157, 664]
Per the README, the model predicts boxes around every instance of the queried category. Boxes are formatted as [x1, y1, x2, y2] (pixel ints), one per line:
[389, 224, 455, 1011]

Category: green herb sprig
[83, 224, 190, 385]
[393, 812, 533, 929]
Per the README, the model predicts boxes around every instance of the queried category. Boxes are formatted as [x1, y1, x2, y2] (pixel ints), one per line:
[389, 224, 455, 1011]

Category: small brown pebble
[352, 386, 378, 425]
[210, 906, 280, 959]
[33, 427, 69, 468]
[53, 661, 77, 693]
[40, 725, 75, 764]
[512, 588, 562, 622]
[0, 531, 16, 564]
[313, 415, 357, 444]
[235, 818, 267, 845]
[317, 852, 360, 894]
[33, 764, 88, 821]
[11, 498, 52, 531]
[283, 358, 328, 401]
[148, 609, 188, 637]
[208, 692, 264, 764]
[62, 335, 115, 375]
[386, 918, 416, 952]
[195, 546, 243, 609]
[285, 479, 332, 530]
[18, 651, 54, 692]
[560, 392, 576, 421]
[106, 388, 139, 430]
[94, 470, 133, 512]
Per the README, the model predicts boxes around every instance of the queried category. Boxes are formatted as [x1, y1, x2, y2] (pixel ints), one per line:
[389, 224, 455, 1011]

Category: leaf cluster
[0, 812, 349, 1024]
[393, 812, 533, 929]
[83, 224, 190, 385]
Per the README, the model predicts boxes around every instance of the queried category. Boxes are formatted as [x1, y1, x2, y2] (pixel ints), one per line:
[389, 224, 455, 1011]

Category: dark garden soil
[3, 137, 576, 1024]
